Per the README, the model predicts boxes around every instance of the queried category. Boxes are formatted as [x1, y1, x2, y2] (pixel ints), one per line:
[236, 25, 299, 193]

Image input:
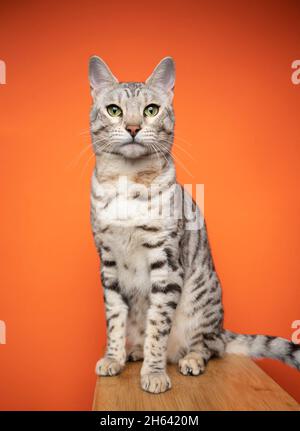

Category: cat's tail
[222, 330, 300, 370]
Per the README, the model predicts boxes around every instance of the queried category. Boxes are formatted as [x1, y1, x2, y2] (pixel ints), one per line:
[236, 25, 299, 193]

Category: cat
[89, 56, 300, 393]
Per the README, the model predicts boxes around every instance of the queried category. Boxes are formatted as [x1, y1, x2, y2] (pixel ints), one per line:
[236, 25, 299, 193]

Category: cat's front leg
[95, 247, 128, 377]
[141, 247, 182, 393]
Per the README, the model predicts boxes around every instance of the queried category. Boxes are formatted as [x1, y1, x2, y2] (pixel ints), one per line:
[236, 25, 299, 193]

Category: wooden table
[93, 354, 299, 411]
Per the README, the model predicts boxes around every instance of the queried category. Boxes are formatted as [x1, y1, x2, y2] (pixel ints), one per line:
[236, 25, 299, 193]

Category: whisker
[157, 141, 195, 178]
[149, 143, 160, 165]
[66, 143, 93, 170]
[67, 136, 110, 171]
[97, 140, 116, 154]
[159, 139, 193, 158]
[79, 128, 91, 136]
[172, 134, 193, 148]
[159, 138, 194, 160]
[151, 141, 170, 168]
[79, 151, 95, 179]
[172, 140, 194, 159]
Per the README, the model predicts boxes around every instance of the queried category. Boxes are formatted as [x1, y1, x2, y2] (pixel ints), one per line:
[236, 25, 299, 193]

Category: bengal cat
[88, 56, 300, 393]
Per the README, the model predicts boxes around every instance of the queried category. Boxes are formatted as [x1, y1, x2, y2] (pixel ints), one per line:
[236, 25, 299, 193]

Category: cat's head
[88, 56, 175, 159]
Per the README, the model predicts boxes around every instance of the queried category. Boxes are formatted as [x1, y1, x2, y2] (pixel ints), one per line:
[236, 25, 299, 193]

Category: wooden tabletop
[93, 354, 299, 411]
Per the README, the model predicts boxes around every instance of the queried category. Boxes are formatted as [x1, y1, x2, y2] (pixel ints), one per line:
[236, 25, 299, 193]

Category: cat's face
[89, 57, 175, 159]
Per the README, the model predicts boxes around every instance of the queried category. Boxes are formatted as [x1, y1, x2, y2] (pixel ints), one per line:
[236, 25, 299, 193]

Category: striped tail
[223, 330, 300, 370]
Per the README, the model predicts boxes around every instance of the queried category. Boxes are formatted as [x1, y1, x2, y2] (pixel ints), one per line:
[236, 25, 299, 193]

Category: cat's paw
[127, 348, 144, 362]
[140, 372, 171, 394]
[95, 357, 123, 376]
[178, 353, 206, 376]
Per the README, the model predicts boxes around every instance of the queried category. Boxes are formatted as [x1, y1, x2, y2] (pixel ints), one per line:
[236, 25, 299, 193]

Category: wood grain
[93, 354, 300, 411]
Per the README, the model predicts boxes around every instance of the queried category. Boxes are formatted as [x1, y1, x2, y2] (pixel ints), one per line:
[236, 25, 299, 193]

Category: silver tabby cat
[89, 56, 300, 393]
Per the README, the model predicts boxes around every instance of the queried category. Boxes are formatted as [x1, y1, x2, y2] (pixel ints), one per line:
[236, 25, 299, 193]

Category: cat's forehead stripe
[119, 82, 145, 98]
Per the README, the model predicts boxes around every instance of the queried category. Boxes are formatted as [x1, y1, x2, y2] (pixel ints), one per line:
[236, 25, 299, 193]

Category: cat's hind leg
[179, 351, 208, 376]
[126, 293, 147, 362]
[178, 333, 225, 376]
[178, 338, 210, 376]
[126, 344, 144, 362]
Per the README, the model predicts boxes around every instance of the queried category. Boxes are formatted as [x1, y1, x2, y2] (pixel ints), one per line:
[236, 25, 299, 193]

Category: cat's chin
[118, 143, 148, 159]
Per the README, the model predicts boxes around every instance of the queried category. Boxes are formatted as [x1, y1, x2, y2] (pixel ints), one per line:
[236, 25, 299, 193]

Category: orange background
[0, 0, 300, 410]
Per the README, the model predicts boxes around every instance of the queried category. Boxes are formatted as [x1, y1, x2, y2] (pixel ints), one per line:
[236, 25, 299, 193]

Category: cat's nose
[126, 125, 141, 137]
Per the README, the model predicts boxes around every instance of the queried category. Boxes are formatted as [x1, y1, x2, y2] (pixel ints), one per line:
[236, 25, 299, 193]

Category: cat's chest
[104, 225, 147, 253]
[91, 173, 174, 233]
[104, 226, 152, 293]
[92, 177, 155, 225]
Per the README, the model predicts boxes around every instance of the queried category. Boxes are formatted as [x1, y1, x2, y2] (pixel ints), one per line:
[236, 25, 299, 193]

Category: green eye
[107, 104, 122, 117]
[144, 104, 159, 117]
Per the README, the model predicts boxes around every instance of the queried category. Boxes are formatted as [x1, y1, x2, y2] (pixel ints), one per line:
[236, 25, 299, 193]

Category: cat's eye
[144, 104, 159, 117]
[107, 104, 123, 117]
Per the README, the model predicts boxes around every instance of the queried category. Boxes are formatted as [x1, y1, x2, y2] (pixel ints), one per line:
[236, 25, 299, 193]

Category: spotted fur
[89, 56, 300, 394]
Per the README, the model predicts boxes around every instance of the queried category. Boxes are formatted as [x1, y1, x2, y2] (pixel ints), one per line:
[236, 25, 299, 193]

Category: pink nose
[126, 125, 141, 137]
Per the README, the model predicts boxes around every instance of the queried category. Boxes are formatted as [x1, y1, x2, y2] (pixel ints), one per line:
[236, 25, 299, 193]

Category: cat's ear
[145, 57, 175, 92]
[89, 56, 118, 93]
